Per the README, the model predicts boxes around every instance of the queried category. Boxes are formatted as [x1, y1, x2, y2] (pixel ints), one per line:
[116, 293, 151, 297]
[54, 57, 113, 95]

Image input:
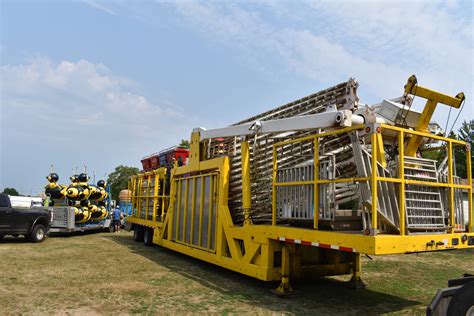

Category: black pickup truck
[0, 193, 50, 242]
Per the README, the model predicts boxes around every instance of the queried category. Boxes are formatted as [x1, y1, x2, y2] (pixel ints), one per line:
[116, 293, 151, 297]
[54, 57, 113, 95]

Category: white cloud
[0, 57, 193, 193]
[163, 1, 473, 132]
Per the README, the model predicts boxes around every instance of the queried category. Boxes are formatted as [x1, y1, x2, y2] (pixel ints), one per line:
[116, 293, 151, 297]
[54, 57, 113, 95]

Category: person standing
[113, 206, 122, 233]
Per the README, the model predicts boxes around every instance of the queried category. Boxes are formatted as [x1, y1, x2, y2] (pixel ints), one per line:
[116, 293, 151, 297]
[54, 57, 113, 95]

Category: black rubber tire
[447, 282, 474, 316]
[0, 234, 4, 240]
[28, 224, 46, 243]
[143, 228, 153, 246]
[133, 226, 144, 242]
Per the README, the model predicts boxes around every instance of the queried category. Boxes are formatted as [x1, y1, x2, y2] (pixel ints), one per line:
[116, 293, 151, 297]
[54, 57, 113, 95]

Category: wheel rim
[36, 228, 44, 240]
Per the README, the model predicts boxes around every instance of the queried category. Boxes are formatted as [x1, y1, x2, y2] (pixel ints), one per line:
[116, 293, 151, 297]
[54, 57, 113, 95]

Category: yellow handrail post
[313, 137, 319, 230]
[398, 130, 405, 235]
[152, 172, 159, 223]
[467, 144, 473, 233]
[145, 173, 151, 221]
[448, 141, 455, 233]
[371, 130, 378, 233]
[241, 141, 252, 226]
[137, 175, 142, 219]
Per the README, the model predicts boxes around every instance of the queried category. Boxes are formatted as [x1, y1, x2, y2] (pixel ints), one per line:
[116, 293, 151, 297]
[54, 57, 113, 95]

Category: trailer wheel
[447, 282, 474, 316]
[28, 224, 46, 243]
[143, 228, 153, 246]
[133, 226, 144, 242]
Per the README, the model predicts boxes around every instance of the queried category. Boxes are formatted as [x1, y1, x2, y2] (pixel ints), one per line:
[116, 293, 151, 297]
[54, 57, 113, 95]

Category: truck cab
[0, 193, 51, 242]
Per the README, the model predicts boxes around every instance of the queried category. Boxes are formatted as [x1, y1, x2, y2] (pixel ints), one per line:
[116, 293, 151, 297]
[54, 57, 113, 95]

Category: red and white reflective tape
[277, 237, 358, 253]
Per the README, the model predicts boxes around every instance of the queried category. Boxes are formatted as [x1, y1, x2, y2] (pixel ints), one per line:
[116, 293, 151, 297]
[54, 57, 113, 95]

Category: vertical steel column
[398, 131, 405, 235]
[313, 137, 319, 230]
[448, 141, 455, 233]
[241, 141, 252, 226]
[371, 131, 378, 232]
[467, 144, 473, 233]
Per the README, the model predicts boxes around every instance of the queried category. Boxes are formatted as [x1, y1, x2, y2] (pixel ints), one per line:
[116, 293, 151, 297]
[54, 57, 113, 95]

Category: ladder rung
[405, 190, 440, 195]
[407, 226, 447, 229]
[403, 156, 438, 163]
[407, 215, 444, 218]
[406, 206, 443, 211]
[404, 174, 438, 180]
[403, 166, 438, 172]
[406, 198, 441, 203]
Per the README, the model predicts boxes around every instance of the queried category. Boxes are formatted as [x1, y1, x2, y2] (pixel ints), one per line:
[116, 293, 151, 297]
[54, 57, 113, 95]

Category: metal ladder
[403, 156, 447, 233]
[350, 133, 400, 232]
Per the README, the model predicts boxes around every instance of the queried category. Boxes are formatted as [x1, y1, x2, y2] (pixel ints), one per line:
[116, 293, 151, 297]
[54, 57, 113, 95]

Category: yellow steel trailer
[126, 76, 473, 293]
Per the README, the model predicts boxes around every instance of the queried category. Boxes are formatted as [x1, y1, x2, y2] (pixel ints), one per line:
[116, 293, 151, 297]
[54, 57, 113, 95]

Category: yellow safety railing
[129, 168, 170, 223]
[271, 123, 473, 235]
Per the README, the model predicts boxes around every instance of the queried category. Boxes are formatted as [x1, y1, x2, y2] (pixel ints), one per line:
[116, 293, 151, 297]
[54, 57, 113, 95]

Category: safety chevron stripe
[277, 237, 358, 253]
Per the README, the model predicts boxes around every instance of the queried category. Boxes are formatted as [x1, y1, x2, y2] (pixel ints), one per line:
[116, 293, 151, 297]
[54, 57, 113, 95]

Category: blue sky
[1, 0, 472, 195]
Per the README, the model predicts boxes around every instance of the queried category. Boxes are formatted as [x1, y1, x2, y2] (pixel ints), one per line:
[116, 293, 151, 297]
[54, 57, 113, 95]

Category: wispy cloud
[166, 1, 472, 123]
[0, 57, 193, 193]
[81, 0, 117, 15]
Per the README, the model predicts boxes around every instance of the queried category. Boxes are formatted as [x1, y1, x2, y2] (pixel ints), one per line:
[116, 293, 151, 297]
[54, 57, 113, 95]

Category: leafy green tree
[2, 187, 20, 196]
[179, 139, 190, 148]
[454, 119, 474, 178]
[421, 120, 473, 179]
[107, 165, 139, 201]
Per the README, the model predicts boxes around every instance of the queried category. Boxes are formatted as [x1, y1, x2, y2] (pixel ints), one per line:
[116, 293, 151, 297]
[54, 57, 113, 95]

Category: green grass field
[0, 231, 472, 314]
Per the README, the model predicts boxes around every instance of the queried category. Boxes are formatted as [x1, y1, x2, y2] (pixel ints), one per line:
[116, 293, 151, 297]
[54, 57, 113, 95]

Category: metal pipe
[241, 141, 252, 226]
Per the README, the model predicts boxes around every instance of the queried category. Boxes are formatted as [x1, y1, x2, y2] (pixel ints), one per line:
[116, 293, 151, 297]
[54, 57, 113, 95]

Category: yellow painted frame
[126, 123, 473, 284]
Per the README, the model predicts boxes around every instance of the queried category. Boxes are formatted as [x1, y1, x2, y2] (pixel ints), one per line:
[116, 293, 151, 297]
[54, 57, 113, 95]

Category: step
[406, 206, 443, 211]
[405, 190, 441, 195]
[404, 166, 437, 172]
[407, 215, 444, 218]
[404, 174, 438, 180]
[406, 198, 441, 203]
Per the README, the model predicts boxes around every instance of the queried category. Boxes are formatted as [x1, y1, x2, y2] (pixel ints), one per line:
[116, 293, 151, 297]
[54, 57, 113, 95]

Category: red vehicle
[141, 147, 189, 171]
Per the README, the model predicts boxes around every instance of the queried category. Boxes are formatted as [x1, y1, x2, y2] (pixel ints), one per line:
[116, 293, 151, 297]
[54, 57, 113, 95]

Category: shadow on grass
[0, 235, 30, 243]
[48, 229, 109, 238]
[0, 229, 109, 243]
[106, 233, 421, 314]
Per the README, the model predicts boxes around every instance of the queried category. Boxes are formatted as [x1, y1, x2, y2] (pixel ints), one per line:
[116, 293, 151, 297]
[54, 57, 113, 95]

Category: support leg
[273, 243, 293, 295]
[348, 253, 366, 289]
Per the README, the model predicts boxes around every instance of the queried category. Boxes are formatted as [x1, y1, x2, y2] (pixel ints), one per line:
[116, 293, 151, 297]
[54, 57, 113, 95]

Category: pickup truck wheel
[29, 224, 46, 243]
[143, 228, 153, 246]
[133, 226, 144, 242]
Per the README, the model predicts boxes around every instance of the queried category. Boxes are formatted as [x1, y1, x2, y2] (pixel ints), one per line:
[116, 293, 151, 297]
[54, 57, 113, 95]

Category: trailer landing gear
[348, 253, 366, 289]
[272, 244, 293, 296]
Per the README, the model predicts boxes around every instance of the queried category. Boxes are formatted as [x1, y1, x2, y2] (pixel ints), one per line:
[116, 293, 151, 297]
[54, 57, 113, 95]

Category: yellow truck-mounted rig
[127, 75, 473, 294]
